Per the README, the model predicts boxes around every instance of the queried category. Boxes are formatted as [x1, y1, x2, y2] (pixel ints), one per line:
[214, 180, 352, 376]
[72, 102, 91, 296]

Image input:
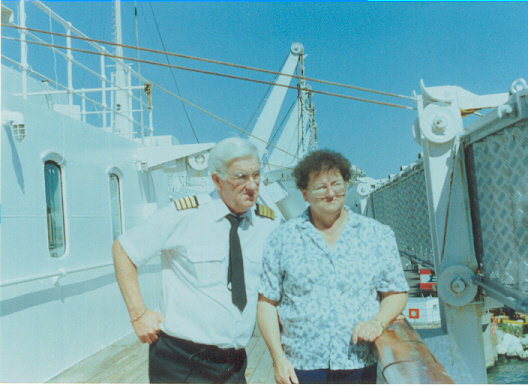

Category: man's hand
[132, 309, 164, 344]
[273, 355, 299, 384]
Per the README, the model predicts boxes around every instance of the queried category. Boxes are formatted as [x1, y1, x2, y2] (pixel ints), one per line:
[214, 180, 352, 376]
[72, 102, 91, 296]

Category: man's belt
[160, 331, 245, 363]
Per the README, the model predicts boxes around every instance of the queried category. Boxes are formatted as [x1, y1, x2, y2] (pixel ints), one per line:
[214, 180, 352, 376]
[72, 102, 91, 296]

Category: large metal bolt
[432, 114, 447, 132]
[451, 278, 466, 294]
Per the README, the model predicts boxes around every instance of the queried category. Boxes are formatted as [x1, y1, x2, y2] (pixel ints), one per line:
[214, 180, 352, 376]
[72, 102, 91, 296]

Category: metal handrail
[4, 31, 149, 109]
[0, 54, 148, 133]
[31, 0, 150, 84]
[3, 0, 154, 138]
[471, 275, 528, 314]
[400, 251, 435, 271]
[0, 262, 114, 288]
[374, 316, 454, 384]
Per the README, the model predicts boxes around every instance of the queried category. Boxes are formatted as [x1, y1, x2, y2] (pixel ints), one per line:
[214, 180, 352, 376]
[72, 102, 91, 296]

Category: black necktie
[226, 214, 246, 312]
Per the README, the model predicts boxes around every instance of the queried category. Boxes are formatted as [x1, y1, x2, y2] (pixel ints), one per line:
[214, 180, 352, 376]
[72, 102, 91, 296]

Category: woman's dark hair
[293, 149, 352, 190]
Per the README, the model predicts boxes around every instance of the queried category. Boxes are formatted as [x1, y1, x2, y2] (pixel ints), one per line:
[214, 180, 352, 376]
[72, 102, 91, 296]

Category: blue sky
[2, 1, 527, 179]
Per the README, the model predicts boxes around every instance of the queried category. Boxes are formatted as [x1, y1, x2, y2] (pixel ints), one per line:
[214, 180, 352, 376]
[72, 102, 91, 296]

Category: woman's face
[301, 168, 347, 217]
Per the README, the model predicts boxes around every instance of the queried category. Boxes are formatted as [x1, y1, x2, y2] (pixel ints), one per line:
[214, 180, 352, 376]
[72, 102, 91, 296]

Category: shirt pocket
[240, 244, 263, 292]
[183, 246, 227, 288]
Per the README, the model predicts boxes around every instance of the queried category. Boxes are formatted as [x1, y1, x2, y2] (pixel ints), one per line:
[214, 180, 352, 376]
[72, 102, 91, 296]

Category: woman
[257, 150, 409, 384]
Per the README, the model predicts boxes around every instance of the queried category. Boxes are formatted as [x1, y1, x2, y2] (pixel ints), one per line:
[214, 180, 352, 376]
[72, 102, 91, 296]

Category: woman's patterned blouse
[259, 207, 409, 370]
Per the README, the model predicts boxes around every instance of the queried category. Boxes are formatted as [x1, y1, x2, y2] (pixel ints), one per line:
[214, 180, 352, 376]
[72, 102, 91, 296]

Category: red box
[420, 269, 436, 291]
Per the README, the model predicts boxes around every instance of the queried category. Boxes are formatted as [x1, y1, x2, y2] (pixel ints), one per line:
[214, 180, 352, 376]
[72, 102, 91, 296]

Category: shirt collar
[298, 205, 359, 229]
[211, 189, 255, 224]
[346, 207, 361, 227]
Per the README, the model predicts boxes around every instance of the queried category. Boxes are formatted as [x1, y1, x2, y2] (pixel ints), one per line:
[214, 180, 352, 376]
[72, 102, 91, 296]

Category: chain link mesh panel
[371, 169, 434, 267]
[470, 124, 528, 293]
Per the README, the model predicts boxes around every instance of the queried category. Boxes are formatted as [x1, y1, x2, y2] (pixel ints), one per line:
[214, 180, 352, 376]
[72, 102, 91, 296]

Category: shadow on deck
[47, 259, 436, 384]
[46, 329, 275, 384]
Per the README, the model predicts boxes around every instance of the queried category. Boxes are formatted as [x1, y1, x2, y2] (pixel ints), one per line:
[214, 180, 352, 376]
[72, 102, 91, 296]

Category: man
[113, 138, 281, 383]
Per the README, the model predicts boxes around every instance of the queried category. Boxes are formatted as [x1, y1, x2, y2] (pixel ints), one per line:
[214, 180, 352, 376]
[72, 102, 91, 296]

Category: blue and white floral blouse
[258, 207, 409, 370]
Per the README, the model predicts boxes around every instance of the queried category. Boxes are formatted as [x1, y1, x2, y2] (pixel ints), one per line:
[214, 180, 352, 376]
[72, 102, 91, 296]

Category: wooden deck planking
[134, 372, 150, 384]
[90, 344, 149, 383]
[46, 262, 421, 385]
[46, 331, 275, 384]
[245, 333, 274, 384]
[47, 333, 143, 383]
[246, 343, 274, 384]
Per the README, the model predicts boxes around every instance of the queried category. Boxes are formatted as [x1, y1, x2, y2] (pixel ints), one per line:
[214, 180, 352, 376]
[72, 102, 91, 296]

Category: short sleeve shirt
[258, 207, 409, 370]
[119, 191, 281, 349]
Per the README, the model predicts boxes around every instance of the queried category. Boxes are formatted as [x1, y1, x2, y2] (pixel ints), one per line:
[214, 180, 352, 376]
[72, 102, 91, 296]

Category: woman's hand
[273, 355, 299, 384]
[351, 319, 384, 344]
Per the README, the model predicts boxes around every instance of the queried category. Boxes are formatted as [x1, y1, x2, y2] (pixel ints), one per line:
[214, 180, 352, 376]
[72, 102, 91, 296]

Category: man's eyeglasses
[311, 181, 347, 198]
[226, 171, 261, 186]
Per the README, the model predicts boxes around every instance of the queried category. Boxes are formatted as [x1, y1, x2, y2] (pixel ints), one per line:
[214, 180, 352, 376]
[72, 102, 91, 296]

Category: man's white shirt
[119, 191, 281, 349]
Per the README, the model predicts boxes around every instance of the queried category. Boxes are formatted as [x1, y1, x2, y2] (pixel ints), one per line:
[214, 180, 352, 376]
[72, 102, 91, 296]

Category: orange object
[374, 317, 454, 384]
[409, 308, 420, 319]
[420, 269, 437, 291]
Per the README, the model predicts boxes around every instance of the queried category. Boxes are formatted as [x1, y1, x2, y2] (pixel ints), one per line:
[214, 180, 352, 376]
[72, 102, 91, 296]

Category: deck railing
[374, 316, 454, 384]
[364, 80, 527, 383]
[1, 0, 154, 139]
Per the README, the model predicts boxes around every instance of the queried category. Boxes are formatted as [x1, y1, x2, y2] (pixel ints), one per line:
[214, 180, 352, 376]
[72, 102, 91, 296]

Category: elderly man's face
[213, 156, 260, 215]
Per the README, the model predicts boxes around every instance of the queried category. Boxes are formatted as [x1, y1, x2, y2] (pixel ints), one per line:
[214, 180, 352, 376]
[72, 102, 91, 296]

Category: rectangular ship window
[109, 173, 123, 240]
[44, 161, 66, 257]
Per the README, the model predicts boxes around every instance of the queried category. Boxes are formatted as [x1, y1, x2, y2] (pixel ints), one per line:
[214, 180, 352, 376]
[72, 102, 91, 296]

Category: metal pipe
[374, 317, 454, 384]
[471, 275, 528, 313]
[0, 262, 114, 288]
[128, 68, 133, 133]
[101, 48, 107, 130]
[31, 0, 150, 84]
[3, 60, 148, 131]
[19, 0, 27, 99]
[66, 25, 73, 112]
[400, 251, 435, 270]
[81, 92, 86, 122]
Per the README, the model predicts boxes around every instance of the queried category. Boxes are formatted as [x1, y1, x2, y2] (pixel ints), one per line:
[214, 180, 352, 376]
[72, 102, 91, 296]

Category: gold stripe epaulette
[255, 203, 275, 220]
[174, 196, 199, 211]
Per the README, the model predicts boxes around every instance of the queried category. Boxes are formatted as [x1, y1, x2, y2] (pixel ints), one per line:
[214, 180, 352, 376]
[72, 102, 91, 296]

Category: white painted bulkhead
[1, 65, 166, 382]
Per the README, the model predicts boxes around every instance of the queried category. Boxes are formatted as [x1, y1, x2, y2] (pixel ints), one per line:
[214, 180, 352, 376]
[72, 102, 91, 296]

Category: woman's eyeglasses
[311, 181, 347, 198]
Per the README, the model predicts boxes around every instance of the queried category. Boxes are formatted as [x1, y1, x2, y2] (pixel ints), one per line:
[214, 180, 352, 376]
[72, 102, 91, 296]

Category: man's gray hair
[208, 137, 259, 179]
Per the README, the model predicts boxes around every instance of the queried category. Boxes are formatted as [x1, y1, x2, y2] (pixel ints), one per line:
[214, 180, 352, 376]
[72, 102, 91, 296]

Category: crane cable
[1, 33, 416, 111]
[2, 24, 417, 109]
[147, 2, 200, 143]
[153, 82, 301, 159]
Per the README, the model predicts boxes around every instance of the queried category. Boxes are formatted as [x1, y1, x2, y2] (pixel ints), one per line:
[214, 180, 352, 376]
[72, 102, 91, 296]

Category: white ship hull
[2, 1, 527, 384]
[1, 64, 168, 382]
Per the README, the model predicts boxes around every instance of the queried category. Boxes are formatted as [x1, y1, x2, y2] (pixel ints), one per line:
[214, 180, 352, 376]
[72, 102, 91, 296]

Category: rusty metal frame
[374, 317, 454, 384]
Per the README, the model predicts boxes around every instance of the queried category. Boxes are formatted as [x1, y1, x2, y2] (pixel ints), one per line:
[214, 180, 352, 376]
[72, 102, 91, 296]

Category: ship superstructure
[1, 1, 527, 383]
[1, 1, 314, 382]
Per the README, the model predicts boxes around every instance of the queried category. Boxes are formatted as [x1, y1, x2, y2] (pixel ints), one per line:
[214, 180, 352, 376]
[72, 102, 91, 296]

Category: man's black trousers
[149, 331, 247, 384]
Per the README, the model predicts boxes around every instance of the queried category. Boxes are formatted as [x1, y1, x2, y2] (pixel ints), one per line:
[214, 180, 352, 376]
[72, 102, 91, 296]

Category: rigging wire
[152, 82, 300, 160]
[148, 2, 200, 143]
[243, 52, 290, 133]
[2, 31, 301, 157]
[269, 98, 297, 146]
[243, 80, 272, 132]
[260, 163, 295, 171]
[268, 62, 302, 147]
[1, 24, 418, 105]
[1, 23, 419, 159]
[1, 34, 417, 111]
[134, 1, 145, 139]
